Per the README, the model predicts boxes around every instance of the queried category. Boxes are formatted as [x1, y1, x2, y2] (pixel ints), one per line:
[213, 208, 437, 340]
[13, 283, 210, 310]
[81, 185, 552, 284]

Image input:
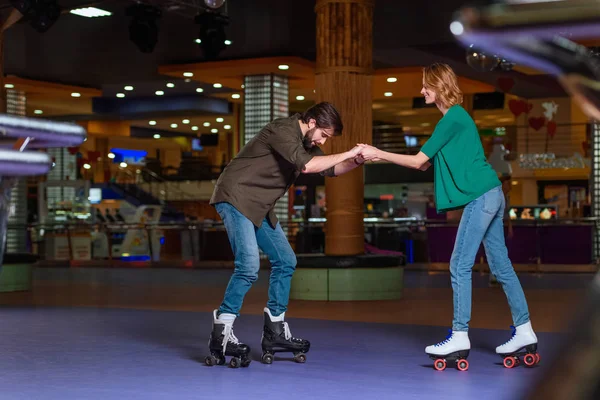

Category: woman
[358, 63, 538, 366]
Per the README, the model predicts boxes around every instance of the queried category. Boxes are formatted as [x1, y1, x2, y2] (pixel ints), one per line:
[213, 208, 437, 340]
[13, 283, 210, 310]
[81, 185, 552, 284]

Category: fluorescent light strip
[70, 7, 112, 18]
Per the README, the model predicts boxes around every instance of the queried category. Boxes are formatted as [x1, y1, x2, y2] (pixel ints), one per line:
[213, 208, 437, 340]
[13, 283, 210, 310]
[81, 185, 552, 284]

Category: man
[205, 102, 365, 367]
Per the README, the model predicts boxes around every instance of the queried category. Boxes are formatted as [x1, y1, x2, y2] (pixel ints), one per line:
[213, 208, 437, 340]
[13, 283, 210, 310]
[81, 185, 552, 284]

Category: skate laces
[221, 324, 240, 353]
[434, 329, 453, 347]
[500, 325, 517, 346]
[282, 322, 292, 341]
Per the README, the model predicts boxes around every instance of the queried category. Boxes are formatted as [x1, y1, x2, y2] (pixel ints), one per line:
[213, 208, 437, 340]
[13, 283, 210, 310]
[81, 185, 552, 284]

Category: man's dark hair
[300, 102, 343, 136]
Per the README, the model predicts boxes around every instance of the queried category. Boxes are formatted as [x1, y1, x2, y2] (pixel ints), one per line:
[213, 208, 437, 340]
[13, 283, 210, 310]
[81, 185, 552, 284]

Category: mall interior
[0, 0, 599, 399]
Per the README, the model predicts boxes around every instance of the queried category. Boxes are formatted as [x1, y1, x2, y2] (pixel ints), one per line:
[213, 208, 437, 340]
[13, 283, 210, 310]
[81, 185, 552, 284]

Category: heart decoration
[528, 116, 546, 131]
[497, 77, 515, 93]
[508, 99, 526, 117]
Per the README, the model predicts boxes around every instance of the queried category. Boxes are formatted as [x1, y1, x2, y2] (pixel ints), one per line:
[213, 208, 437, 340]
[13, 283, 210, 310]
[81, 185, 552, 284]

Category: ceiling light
[183, 72, 194, 77]
[231, 94, 240, 99]
[120, 162, 128, 168]
[124, 86, 134, 91]
[278, 64, 289, 70]
[153, 134, 161, 139]
[149, 121, 157, 126]
[70, 7, 112, 18]
[224, 124, 231, 130]
[116, 93, 125, 98]
[34, 110, 43, 115]
[216, 117, 224, 123]
[83, 163, 91, 169]
[387, 77, 397, 83]
[166, 83, 175, 88]
[71, 92, 81, 97]
[155, 90, 164, 96]
[241, 84, 244, 89]
[211, 128, 218, 133]
[182, 119, 190, 124]
[192, 126, 199, 131]
[108, 153, 115, 159]
[171, 123, 178, 128]
[4, 83, 14, 89]
[224, 40, 232, 45]
[296, 95, 305, 101]
[384, 92, 393, 97]
[203, 122, 210, 127]
[195, 38, 202, 44]
[213, 83, 222, 88]
[196, 88, 204, 93]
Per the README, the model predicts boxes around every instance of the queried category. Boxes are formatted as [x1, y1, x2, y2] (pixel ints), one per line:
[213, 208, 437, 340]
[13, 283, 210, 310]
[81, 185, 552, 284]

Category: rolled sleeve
[268, 130, 313, 171]
[421, 118, 456, 159]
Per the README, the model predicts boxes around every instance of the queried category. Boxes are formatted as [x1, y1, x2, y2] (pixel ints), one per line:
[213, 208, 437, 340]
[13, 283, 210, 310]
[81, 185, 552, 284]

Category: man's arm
[302, 146, 360, 174]
[333, 156, 365, 176]
[359, 145, 431, 170]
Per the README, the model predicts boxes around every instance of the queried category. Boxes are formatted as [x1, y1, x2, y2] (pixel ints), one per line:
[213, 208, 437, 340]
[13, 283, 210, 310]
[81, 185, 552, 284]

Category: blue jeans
[215, 202, 297, 317]
[450, 186, 530, 331]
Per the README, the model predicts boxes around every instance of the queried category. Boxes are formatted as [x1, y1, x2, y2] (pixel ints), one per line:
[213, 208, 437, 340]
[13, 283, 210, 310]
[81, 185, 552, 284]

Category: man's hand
[356, 143, 381, 161]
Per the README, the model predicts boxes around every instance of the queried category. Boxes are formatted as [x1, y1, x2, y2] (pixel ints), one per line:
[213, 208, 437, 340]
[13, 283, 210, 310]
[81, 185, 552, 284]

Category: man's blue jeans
[450, 185, 530, 331]
[215, 202, 297, 317]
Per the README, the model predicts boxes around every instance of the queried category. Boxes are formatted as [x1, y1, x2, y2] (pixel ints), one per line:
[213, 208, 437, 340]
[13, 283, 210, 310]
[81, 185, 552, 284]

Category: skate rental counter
[0, 115, 87, 292]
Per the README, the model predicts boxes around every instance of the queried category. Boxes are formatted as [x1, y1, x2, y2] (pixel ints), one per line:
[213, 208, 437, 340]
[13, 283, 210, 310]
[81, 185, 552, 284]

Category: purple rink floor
[0, 307, 563, 400]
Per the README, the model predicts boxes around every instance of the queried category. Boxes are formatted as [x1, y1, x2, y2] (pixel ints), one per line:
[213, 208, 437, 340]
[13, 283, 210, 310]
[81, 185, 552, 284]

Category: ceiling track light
[194, 8, 229, 60]
[126, 3, 162, 53]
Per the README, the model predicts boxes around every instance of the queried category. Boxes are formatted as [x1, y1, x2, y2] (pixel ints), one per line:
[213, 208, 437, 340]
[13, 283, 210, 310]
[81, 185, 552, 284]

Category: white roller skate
[496, 321, 540, 368]
[425, 330, 470, 371]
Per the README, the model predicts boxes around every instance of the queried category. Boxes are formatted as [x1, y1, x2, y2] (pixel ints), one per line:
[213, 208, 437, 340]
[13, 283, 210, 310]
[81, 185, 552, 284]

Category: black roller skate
[425, 329, 471, 371]
[261, 308, 310, 364]
[204, 310, 251, 368]
[496, 322, 540, 369]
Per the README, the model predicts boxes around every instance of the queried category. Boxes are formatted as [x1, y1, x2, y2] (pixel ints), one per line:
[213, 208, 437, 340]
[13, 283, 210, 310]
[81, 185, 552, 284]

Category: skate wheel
[524, 353, 536, 367]
[204, 356, 215, 367]
[503, 356, 516, 369]
[434, 359, 447, 371]
[535, 353, 541, 364]
[241, 358, 251, 368]
[294, 353, 307, 363]
[229, 357, 241, 368]
[261, 353, 274, 365]
[217, 356, 226, 366]
[457, 359, 469, 371]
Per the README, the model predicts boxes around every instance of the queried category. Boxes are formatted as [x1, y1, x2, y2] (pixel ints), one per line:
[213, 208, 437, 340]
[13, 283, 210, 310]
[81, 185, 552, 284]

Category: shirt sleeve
[311, 146, 336, 177]
[420, 116, 458, 159]
[267, 127, 314, 171]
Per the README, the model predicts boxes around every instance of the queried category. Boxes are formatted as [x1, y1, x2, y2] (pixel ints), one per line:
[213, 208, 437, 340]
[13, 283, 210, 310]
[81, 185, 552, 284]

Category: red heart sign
[528, 116, 546, 131]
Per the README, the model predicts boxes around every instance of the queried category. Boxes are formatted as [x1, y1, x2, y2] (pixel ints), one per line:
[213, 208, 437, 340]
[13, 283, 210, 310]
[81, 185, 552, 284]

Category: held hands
[349, 143, 381, 164]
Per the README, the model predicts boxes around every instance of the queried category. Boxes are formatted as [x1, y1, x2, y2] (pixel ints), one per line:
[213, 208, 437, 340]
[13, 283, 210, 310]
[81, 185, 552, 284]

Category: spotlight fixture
[126, 4, 161, 53]
[11, 0, 61, 33]
[195, 7, 229, 60]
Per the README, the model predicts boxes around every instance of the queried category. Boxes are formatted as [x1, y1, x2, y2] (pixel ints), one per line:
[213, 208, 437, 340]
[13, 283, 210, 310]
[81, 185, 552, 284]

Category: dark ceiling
[1, 0, 566, 98]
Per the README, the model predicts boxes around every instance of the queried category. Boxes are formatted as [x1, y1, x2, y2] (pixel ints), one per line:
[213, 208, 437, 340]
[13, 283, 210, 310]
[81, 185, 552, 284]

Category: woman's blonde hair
[422, 63, 463, 109]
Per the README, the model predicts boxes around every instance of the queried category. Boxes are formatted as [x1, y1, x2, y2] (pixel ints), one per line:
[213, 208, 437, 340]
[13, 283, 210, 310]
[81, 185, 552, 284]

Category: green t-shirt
[421, 104, 500, 213]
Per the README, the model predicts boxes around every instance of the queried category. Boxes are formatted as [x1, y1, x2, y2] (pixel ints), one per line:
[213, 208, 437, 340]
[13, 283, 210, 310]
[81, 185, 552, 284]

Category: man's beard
[303, 127, 316, 149]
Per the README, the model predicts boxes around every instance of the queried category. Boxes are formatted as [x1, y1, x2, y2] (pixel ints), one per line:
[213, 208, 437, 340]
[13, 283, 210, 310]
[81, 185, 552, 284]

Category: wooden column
[315, 0, 374, 255]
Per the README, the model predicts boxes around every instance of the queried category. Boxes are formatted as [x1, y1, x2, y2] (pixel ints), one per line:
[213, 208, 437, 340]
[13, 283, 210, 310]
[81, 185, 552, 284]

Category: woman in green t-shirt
[358, 63, 539, 369]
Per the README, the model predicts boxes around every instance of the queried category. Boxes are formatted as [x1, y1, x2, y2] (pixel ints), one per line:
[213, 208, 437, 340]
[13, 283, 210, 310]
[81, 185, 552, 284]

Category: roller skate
[496, 321, 540, 369]
[261, 308, 310, 364]
[204, 310, 251, 368]
[425, 329, 470, 371]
